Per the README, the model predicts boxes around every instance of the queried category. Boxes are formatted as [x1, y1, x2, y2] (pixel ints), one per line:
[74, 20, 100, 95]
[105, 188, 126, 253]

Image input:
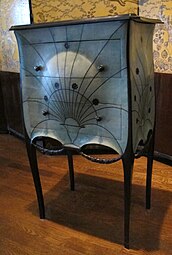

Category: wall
[31, 0, 172, 74]
[154, 73, 172, 158]
[32, 0, 138, 22]
[0, 0, 171, 74]
[0, 0, 30, 72]
[139, 0, 172, 73]
[0, 0, 138, 73]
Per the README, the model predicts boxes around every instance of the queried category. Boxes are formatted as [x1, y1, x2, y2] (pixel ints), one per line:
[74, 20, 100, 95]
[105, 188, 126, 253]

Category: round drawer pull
[55, 82, 59, 89]
[34, 65, 43, 72]
[64, 42, 69, 49]
[96, 116, 102, 122]
[72, 83, 78, 90]
[42, 110, 49, 116]
[92, 98, 99, 105]
[44, 95, 48, 101]
[97, 65, 105, 72]
[136, 68, 139, 75]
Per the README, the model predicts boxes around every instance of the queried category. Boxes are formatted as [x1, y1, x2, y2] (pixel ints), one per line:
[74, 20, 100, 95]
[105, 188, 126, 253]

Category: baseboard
[8, 128, 25, 140]
[154, 151, 172, 166]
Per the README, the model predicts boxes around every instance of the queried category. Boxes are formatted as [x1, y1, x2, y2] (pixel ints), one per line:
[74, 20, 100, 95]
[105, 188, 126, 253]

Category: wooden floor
[0, 134, 171, 255]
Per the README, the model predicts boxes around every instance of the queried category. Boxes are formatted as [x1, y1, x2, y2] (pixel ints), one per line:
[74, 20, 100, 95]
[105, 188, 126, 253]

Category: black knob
[96, 116, 102, 122]
[92, 98, 99, 105]
[72, 83, 78, 90]
[64, 42, 69, 49]
[55, 82, 59, 89]
[42, 110, 49, 116]
[97, 65, 105, 72]
[136, 68, 139, 75]
[34, 65, 42, 72]
[44, 95, 48, 102]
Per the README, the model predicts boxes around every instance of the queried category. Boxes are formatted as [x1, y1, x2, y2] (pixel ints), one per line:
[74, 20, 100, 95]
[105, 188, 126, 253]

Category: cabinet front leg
[122, 155, 134, 249]
[26, 140, 45, 219]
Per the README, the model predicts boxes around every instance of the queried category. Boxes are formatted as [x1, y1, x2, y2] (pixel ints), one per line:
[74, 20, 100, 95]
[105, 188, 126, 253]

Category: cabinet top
[10, 14, 161, 31]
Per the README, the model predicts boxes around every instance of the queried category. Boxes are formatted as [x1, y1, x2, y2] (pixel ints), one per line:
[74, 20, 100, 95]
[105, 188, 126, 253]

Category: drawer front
[16, 20, 129, 154]
[18, 20, 127, 43]
[20, 39, 123, 78]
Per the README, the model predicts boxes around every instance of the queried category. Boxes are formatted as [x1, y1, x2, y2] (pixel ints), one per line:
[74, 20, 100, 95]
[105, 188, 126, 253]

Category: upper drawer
[16, 20, 128, 44]
[19, 38, 126, 79]
[16, 20, 128, 80]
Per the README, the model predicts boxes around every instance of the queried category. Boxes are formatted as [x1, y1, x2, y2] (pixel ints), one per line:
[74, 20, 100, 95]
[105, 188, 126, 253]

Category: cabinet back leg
[67, 150, 75, 191]
[146, 131, 155, 209]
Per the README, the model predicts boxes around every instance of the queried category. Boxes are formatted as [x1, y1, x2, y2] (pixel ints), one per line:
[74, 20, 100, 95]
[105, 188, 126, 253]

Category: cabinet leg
[26, 140, 45, 219]
[67, 151, 75, 191]
[122, 155, 134, 249]
[146, 131, 154, 209]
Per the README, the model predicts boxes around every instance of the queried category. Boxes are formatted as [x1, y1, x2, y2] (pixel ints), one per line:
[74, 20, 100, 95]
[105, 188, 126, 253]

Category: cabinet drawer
[20, 39, 124, 79]
[18, 20, 127, 44]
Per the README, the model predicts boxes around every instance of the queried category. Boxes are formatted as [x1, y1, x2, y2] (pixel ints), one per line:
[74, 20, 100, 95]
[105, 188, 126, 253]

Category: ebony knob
[136, 67, 139, 75]
[97, 65, 105, 72]
[55, 82, 59, 89]
[96, 116, 102, 122]
[42, 110, 49, 116]
[44, 95, 48, 102]
[92, 98, 99, 105]
[34, 65, 42, 72]
[72, 83, 78, 90]
[64, 42, 69, 49]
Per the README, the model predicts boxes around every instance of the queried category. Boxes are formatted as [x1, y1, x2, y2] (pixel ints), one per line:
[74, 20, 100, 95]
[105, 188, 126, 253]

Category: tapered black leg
[26, 140, 45, 219]
[146, 131, 155, 209]
[122, 155, 134, 249]
[67, 150, 75, 191]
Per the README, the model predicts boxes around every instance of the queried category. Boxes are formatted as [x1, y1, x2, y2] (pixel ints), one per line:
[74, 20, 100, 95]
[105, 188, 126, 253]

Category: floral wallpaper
[0, 0, 171, 73]
[32, 0, 138, 23]
[139, 0, 172, 73]
[0, 0, 30, 72]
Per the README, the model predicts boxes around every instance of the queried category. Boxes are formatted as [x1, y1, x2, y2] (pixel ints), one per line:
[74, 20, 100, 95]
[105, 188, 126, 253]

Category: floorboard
[0, 134, 171, 254]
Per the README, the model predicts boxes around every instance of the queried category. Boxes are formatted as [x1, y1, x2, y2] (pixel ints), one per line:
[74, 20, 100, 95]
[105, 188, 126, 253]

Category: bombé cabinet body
[11, 14, 159, 248]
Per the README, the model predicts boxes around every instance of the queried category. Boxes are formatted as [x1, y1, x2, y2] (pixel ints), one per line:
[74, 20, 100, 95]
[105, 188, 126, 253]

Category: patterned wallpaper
[0, 0, 30, 72]
[32, 0, 138, 22]
[0, 0, 172, 73]
[139, 0, 172, 73]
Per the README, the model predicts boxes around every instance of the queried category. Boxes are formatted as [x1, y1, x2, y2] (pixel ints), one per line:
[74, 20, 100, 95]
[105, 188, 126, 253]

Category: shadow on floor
[28, 172, 171, 251]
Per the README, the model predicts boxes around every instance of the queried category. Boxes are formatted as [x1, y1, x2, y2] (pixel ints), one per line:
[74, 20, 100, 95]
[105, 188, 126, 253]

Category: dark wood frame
[28, 0, 34, 24]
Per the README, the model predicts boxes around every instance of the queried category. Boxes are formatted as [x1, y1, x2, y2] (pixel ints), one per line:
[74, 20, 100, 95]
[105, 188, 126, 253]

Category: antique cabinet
[10, 14, 159, 248]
